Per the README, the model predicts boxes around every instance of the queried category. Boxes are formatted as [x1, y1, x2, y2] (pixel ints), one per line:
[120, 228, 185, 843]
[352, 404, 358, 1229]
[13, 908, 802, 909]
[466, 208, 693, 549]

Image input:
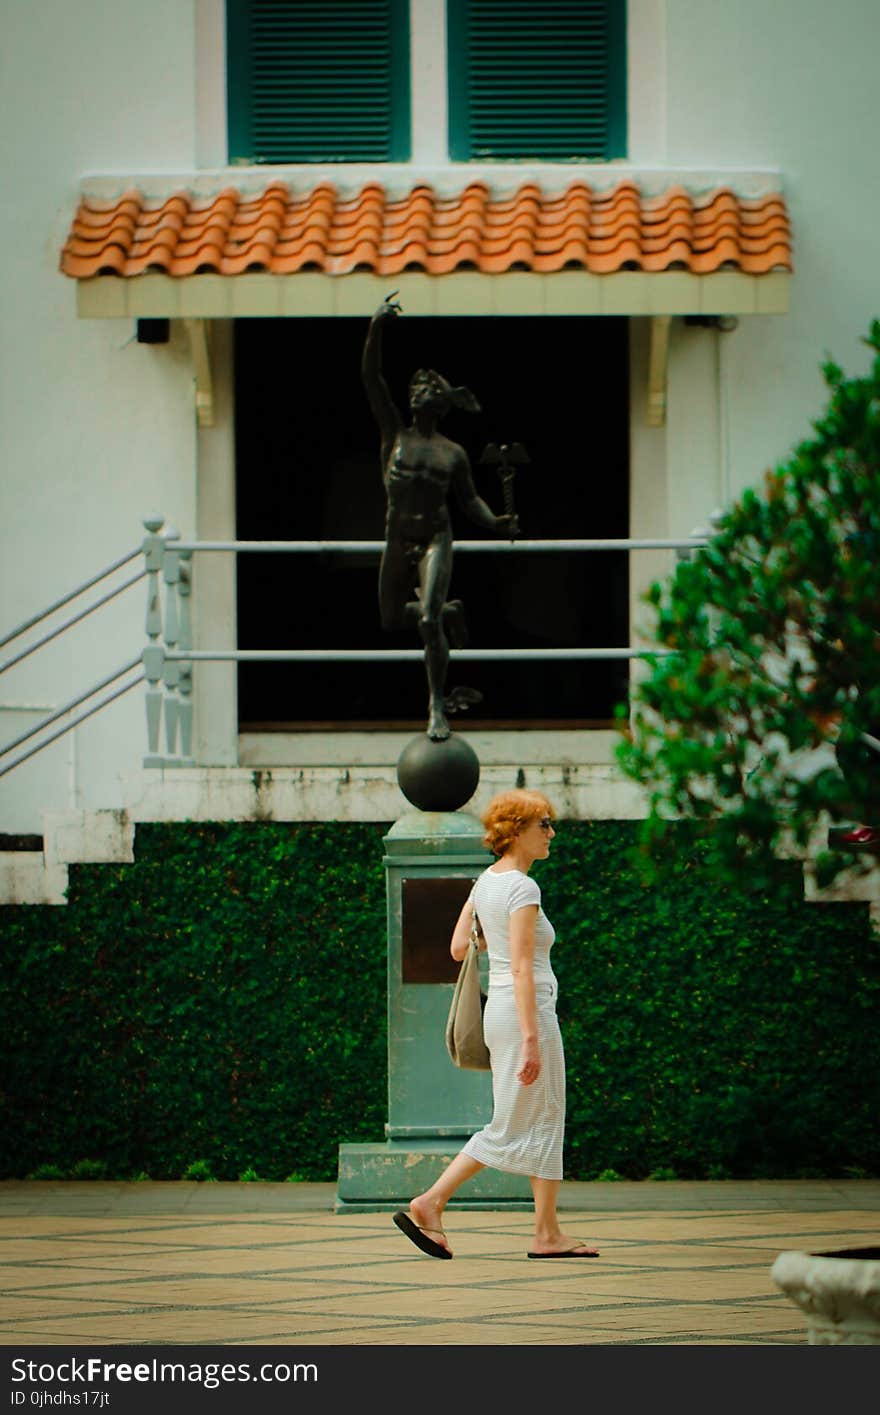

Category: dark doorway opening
[234, 315, 629, 730]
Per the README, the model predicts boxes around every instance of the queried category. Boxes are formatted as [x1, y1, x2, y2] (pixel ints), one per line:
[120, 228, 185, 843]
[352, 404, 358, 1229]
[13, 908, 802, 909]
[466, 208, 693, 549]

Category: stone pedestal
[335, 809, 532, 1212]
[771, 1247, 880, 1343]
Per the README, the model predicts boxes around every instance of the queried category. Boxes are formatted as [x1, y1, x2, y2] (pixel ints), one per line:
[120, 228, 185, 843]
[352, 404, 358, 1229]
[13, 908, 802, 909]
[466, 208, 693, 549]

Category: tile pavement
[1, 1180, 878, 1346]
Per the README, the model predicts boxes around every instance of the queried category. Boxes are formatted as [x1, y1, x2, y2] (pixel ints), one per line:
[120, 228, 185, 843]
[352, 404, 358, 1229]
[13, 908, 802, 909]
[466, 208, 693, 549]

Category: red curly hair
[481, 789, 557, 857]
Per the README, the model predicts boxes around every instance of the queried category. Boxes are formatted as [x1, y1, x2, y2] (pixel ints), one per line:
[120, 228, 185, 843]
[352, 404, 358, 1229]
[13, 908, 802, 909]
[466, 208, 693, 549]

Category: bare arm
[362, 295, 403, 448]
[450, 892, 485, 960]
[509, 905, 540, 1085]
[451, 451, 519, 537]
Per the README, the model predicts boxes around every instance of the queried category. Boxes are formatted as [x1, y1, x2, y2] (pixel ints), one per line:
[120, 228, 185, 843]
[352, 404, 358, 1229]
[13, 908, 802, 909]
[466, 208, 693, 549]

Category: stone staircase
[0, 809, 134, 905]
[803, 857, 880, 926]
[797, 822, 880, 927]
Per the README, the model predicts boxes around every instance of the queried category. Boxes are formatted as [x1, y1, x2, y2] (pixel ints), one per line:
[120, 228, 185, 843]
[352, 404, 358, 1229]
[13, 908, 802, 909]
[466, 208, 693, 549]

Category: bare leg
[418, 540, 454, 740]
[378, 545, 414, 633]
[420, 623, 450, 738]
[406, 1154, 486, 1257]
[529, 1177, 599, 1256]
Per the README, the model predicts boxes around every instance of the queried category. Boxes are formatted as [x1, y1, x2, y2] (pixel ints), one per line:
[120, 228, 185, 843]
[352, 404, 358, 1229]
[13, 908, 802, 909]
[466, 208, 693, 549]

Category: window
[447, 0, 627, 161]
[233, 316, 630, 732]
[226, 0, 411, 163]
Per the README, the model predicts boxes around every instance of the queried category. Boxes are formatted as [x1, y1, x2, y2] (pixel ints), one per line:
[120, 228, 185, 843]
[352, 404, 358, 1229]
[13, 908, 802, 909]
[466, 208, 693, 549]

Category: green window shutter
[447, 0, 626, 161]
[227, 0, 411, 163]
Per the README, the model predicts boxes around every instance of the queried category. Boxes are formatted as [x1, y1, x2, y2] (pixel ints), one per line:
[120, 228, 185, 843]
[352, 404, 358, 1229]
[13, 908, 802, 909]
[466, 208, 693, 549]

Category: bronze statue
[362, 293, 518, 740]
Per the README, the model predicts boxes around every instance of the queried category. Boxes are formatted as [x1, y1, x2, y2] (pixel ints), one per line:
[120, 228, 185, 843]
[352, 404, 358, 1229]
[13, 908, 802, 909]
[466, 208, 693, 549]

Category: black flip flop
[527, 1243, 600, 1259]
[393, 1210, 452, 1259]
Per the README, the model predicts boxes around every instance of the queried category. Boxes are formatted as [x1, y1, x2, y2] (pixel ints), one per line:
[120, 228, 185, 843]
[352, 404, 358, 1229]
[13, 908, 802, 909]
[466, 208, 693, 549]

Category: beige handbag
[445, 887, 490, 1071]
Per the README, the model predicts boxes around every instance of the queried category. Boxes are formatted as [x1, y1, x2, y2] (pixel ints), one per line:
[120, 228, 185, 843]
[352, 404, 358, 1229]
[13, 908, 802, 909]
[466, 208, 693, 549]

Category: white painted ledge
[77, 270, 790, 320]
[119, 763, 650, 826]
[237, 729, 622, 768]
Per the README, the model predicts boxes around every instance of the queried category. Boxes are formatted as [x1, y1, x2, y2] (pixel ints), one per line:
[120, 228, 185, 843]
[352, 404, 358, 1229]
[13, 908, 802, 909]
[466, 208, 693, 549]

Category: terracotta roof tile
[60, 179, 792, 280]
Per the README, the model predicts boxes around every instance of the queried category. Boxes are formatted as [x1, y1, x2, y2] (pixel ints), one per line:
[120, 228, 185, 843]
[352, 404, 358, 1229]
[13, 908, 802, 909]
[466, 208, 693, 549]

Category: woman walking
[393, 788, 599, 1260]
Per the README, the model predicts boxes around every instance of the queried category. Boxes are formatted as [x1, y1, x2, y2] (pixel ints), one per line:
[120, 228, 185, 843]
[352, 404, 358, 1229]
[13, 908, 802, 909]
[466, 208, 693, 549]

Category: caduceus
[480, 443, 529, 543]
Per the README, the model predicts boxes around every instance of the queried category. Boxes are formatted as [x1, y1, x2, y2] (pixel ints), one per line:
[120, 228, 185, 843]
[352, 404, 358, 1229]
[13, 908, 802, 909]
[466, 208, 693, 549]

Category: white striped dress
[461, 867, 564, 1181]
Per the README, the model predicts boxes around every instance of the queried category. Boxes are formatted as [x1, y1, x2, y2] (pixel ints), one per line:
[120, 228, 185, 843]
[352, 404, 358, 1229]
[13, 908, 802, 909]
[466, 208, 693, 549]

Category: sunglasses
[538, 817, 554, 831]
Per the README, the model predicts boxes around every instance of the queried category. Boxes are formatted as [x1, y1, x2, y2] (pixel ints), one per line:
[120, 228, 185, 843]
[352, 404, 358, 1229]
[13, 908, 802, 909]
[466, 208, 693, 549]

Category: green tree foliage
[616, 321, 880, 891]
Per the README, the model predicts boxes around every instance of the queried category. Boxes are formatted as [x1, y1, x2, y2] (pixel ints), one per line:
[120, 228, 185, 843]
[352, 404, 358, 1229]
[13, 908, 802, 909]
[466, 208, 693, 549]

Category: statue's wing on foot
[444, 686, 483, 715]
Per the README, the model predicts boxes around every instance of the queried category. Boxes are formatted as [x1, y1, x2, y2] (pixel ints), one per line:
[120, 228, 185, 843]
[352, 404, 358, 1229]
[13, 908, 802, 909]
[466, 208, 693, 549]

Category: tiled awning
[62, 177, 791, 279]
[60, 175, 792, 319]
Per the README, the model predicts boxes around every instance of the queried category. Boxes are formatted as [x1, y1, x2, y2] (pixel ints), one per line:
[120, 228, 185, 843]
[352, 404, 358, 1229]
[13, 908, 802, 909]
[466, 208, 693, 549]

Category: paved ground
[2, 1180, 878, 1346]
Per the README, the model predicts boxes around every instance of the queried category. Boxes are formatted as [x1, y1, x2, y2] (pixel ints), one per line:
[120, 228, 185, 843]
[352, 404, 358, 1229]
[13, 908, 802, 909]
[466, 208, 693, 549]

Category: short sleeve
[508, 874, 541, 915]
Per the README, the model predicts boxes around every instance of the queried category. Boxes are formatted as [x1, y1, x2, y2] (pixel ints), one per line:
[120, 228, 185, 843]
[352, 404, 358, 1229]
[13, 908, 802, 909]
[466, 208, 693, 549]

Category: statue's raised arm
[362, 292, 404, 457]
[363, 295, 520, 743]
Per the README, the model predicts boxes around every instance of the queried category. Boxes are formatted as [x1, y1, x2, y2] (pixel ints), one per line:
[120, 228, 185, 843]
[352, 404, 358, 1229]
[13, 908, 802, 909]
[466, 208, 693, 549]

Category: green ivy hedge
[1, 822, 388, 1183]
[1, 820, 878, 1181]
[545, 826, 880, 1180]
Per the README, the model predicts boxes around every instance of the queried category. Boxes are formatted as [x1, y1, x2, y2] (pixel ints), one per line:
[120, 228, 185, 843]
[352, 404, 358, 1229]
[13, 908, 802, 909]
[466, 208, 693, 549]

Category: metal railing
[0, 514, 711, 777]
[7, 515, 876, 798]
[143, 517, 710, 768]
[0, 546, 147, 780]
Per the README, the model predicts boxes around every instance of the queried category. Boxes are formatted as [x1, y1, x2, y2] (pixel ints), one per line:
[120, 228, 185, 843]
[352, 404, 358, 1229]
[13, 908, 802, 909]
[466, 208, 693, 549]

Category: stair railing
[0, 535, 154, 780]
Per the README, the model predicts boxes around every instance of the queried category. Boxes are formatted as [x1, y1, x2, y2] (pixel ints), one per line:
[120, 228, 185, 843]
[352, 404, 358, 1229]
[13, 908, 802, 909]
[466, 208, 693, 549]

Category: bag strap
[469, 870, 486, 949]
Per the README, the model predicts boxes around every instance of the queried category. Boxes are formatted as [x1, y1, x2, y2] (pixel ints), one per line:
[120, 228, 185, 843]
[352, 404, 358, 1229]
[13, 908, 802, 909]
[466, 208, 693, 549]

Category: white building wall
[1, 0, 878, 839]
[663, 0, 879, 504]
[0, 0, 200, 831]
